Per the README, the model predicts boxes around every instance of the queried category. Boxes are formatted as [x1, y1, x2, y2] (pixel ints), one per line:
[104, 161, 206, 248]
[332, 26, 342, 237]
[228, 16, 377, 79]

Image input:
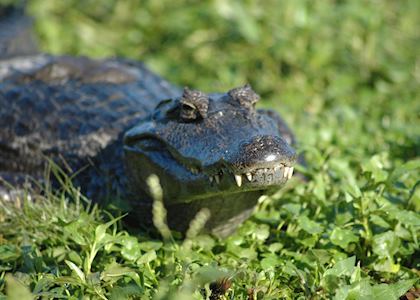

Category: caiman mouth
[218, 164, 292, 187]
[186, 163, 294, 189]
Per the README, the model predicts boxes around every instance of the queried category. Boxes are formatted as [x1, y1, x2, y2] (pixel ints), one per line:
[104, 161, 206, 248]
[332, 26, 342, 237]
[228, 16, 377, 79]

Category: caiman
[0, 6, 297, 237]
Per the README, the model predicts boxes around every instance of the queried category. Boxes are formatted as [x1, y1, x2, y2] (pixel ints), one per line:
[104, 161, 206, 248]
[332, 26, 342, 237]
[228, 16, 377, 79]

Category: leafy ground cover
[1, 0, 419, 299]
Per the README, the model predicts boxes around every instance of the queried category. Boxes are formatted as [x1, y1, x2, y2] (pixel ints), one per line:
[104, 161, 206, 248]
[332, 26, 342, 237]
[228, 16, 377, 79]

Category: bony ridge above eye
[179, 87, 209, 121]
[228, 84, 260, 109]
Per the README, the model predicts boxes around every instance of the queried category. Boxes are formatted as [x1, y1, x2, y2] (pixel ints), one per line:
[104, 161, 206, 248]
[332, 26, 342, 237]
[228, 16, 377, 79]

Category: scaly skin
[0, 55, 180, 199]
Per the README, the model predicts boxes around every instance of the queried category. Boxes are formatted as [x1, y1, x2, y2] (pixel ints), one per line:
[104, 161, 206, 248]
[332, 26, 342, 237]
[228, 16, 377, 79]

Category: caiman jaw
[183, 134, 296, 189]
[187, 163, 295, 188]
[205, 135, 297, 189]
[231, 164, 294, 187]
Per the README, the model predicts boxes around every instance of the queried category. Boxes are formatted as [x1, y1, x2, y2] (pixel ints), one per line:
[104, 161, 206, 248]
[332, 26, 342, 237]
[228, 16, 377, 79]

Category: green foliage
[1, 0, 419, 298]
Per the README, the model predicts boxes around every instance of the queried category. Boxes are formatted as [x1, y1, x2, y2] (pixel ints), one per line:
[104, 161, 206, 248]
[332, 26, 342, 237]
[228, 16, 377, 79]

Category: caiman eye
[180, 102, 198, 120]
[179, 87, 209, 122]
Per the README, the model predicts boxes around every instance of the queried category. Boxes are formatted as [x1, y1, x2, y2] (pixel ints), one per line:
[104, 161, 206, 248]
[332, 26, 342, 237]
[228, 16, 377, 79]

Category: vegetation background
[0, 0, 419, 299]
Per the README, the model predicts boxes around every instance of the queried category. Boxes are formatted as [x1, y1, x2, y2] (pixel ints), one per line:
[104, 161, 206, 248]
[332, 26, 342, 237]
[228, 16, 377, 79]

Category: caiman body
[0, 7, 297, 237]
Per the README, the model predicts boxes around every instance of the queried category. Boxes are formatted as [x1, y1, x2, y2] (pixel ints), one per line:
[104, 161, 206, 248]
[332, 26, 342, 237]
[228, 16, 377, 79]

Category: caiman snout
[229, 135, 296, 187]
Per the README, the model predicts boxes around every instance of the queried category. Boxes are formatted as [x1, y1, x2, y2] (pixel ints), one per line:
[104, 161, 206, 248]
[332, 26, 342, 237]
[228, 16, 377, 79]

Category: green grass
[1, 0, 419, 299]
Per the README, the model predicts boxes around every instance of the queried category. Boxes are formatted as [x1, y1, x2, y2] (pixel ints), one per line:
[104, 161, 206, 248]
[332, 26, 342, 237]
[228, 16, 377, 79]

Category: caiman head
[123, 84, 296, 236]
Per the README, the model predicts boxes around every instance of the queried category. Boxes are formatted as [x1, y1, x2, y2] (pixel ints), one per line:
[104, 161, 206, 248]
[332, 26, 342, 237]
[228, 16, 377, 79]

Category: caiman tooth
[274, 165, 280, 172]
[234, 174, 242, 187]
[246, 173, 252, 181]
[283, 167, 289, 178]
[287, 167, 294, 179]
[214, 174, 220, 184]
